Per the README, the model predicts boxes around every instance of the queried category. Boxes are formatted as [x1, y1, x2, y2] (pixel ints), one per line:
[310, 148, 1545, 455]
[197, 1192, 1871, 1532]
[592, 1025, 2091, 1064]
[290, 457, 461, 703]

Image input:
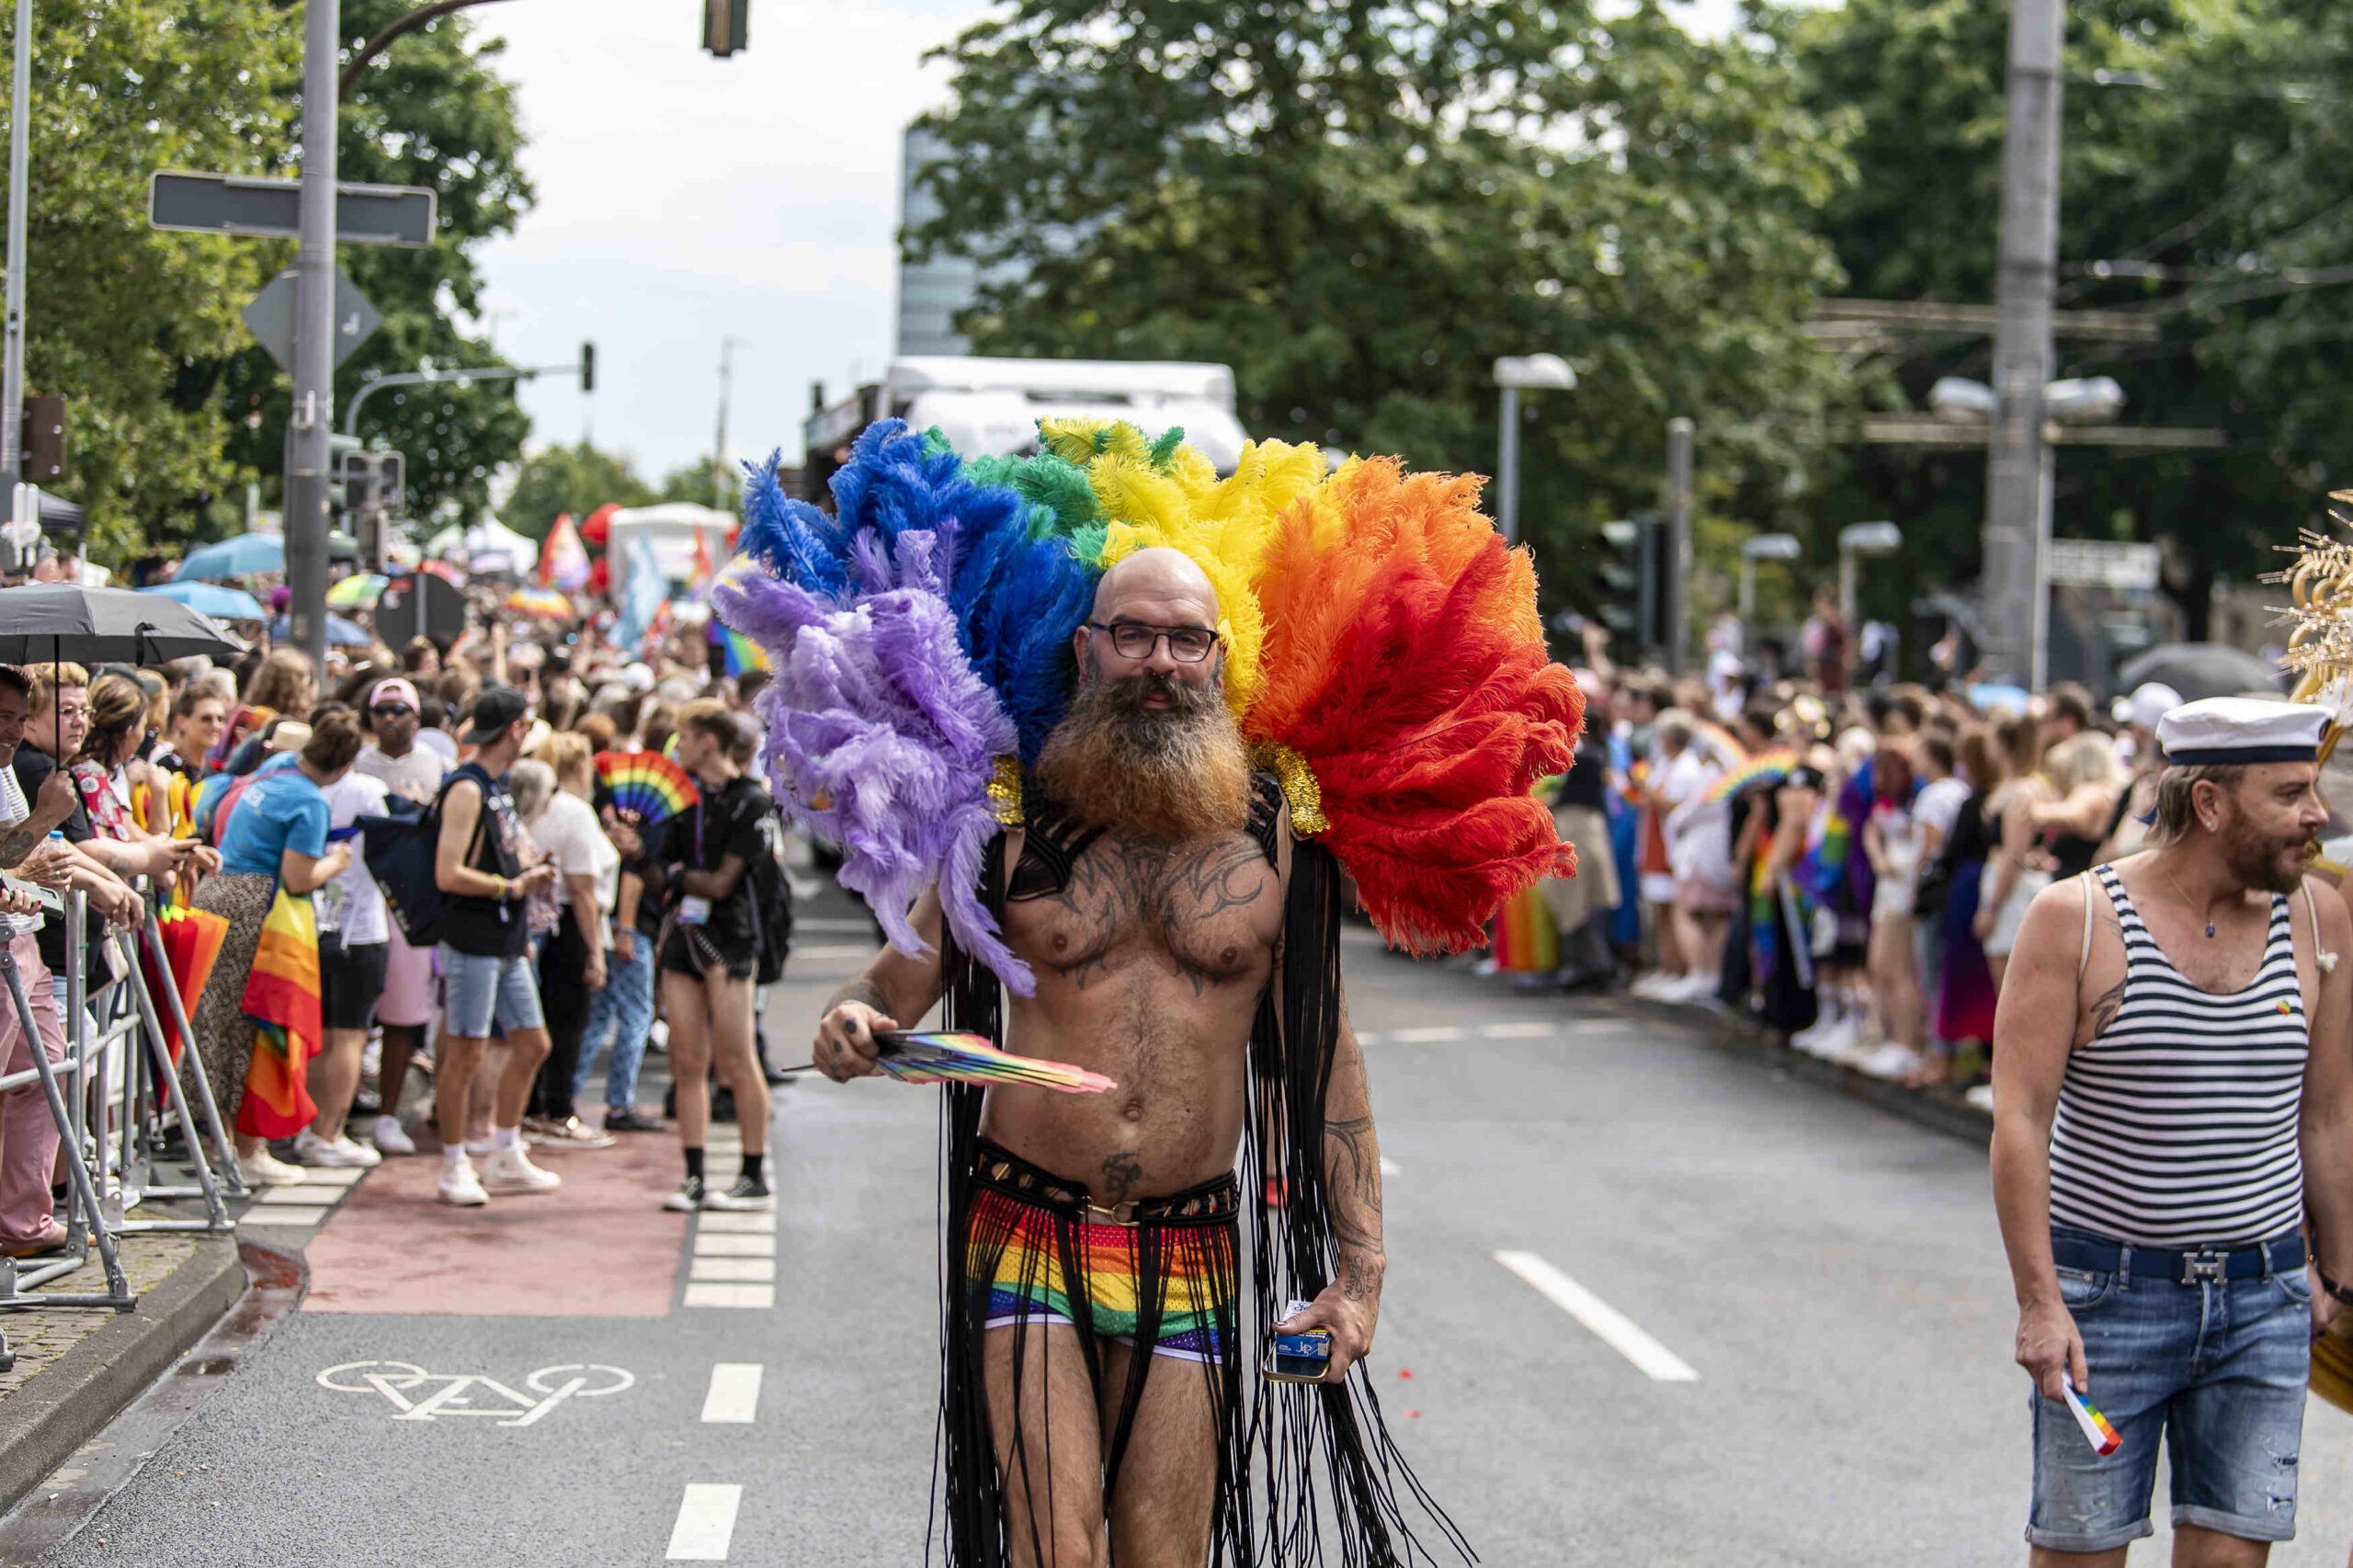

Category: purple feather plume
[711, 555, 1034, 994]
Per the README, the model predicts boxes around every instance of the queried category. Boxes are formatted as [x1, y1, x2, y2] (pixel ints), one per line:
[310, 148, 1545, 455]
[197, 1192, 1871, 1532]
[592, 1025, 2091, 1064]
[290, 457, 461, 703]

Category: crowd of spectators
[0, 614, 793, 1254]
[1512, 642, 2183, 1107]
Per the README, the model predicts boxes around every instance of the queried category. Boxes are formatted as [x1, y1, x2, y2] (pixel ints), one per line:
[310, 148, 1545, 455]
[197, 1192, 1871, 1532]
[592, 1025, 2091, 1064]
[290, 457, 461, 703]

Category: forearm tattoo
[0, 824, 45, 868]
[1324, 1111, 1386, 1300]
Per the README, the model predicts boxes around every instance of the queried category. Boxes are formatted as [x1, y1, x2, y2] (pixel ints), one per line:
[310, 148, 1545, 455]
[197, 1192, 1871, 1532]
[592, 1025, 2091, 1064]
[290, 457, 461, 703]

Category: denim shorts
[437, 945, 545, 1038]
[2028, 1225, 2311, 1552]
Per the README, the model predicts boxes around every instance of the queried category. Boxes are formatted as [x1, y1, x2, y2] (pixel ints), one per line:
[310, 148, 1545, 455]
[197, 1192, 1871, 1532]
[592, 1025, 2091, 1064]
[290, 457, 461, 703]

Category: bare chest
[1003, 828, 1284, 993]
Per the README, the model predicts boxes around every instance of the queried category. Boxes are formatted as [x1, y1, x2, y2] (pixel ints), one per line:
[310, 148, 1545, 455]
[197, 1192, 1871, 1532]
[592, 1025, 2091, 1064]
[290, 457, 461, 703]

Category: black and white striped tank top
[2048, 864, 2308, 1247]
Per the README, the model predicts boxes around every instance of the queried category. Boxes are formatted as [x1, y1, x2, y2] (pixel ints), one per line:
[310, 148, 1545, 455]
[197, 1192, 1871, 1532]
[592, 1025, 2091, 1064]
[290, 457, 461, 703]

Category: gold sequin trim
[987, 756, 1025, 824]
[1252, 740, 1330, 836]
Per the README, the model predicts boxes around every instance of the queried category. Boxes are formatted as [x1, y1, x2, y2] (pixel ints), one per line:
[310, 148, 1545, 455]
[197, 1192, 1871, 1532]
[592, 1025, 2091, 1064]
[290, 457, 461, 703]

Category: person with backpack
[650, 700, 776, 1212]
[429, 687, 563, 1208]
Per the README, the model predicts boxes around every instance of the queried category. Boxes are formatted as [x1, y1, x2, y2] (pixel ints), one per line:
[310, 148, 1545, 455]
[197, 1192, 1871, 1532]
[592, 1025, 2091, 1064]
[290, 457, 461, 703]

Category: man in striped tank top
[1992, 698, 2353, 1563]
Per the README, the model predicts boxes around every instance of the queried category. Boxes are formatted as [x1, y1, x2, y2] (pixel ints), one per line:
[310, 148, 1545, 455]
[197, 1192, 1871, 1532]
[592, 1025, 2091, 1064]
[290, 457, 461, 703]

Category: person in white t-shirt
[351, 677, 445, 1156]
[1632, 711, 1708, 998]
[521, 733, 618, 1147]
[300, 705, 392, 1169]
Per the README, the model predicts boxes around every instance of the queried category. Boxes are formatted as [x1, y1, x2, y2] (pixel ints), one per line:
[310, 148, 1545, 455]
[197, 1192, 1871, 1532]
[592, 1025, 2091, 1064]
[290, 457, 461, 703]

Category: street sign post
[2046, 539, 2161, 592]
[147, 171, 436, 247]
[241, 269, 381, 373]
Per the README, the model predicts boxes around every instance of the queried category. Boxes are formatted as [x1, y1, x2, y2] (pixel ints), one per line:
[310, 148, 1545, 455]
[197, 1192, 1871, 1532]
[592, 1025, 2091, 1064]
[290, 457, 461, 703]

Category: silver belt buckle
[2180, 1249, 2227, 1285]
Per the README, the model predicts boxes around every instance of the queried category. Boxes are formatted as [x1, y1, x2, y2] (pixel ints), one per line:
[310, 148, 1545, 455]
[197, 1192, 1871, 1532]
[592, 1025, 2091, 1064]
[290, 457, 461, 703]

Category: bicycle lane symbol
[316, 1360, 634, 1427]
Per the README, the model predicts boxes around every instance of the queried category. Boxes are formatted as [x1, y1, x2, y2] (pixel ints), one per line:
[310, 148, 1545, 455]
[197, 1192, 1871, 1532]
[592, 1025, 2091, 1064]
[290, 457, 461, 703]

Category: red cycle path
[299, 1132, 688, 1316]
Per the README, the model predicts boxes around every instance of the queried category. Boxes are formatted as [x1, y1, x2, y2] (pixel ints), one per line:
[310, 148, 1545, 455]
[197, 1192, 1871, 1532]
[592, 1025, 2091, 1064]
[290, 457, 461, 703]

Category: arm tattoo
[1323, 1111, 1386, 1297]
[824, 977, 890, 1015]
[0, 823, 47, 868]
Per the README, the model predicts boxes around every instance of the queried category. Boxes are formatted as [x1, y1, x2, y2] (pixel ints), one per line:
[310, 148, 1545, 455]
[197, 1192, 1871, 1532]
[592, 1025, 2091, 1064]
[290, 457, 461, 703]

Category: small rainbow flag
[1490, 882, 1559, 972]
[716, 623, 768, 677]
[2062, 1380, 2121, 1456]
[872, 1031, 1117, 1095]
[594, 749, 699, 827]
[1705, 746, 1798, 804]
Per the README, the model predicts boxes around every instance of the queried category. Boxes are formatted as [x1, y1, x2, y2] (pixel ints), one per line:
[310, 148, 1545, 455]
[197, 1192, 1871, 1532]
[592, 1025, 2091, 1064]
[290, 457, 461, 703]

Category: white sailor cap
[2155, 697, 2326, 767]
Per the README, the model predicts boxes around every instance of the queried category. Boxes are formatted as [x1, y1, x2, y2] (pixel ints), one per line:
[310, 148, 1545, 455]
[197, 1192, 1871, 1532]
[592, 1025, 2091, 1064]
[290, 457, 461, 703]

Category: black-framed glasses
[1086, 621, 1219, 663]
[370, 704, 413, 718]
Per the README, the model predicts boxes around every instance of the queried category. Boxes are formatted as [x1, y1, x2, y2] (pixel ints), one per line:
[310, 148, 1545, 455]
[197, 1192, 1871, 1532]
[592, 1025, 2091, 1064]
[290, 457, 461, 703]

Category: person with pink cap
[353, 676, 445, 1156]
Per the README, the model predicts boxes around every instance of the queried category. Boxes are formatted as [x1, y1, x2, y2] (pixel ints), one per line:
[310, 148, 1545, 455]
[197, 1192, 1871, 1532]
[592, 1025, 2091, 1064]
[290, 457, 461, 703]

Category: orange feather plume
[1250, 458, 1583, 953]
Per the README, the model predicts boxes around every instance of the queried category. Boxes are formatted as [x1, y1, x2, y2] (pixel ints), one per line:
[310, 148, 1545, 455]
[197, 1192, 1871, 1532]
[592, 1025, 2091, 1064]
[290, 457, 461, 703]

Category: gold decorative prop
[2267, 489, 2353, 768]
[987, 756, 1025, 825]
[1252, 740, 1331, 836]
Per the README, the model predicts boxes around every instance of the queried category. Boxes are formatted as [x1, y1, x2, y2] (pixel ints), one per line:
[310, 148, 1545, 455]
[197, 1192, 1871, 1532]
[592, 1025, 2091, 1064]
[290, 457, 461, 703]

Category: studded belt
[970, 1137, 1239, 1228]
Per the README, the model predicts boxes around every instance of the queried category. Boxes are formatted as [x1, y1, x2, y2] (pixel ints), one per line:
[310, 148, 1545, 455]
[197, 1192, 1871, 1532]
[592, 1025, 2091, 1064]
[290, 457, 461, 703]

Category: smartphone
[1267, 1299, 1332, 1383]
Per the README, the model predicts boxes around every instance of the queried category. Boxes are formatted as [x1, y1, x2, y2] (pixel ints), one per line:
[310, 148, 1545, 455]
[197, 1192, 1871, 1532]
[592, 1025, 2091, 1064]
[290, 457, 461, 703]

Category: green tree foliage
[502, 439, 654, 542]
[6, 1, 297, 560]
[219, 0, 535, 540]
[1792, 0, 2353, 652]
[5, 1, 531, 565]
[911, 0, 1855, 625]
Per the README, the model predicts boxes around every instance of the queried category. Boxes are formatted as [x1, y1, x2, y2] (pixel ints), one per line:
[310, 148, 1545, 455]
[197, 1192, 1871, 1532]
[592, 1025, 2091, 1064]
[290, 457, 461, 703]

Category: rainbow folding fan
[871, 1031, 1117, 1095]
[594, 750, 699, 826]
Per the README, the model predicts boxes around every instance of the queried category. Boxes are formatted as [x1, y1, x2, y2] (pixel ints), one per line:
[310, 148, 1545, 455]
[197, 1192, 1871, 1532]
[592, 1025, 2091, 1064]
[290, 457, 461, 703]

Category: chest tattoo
[1018, 830, 1276, 993]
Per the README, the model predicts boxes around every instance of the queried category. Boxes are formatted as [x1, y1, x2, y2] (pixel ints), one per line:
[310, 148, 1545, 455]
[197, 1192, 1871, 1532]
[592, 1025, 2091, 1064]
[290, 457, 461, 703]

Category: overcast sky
[473, 0, 1748, 486]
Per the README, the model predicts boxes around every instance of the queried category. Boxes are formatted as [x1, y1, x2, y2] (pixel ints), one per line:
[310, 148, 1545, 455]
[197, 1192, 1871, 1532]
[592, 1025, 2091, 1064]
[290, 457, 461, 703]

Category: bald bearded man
[814, 549, 1391, 1567]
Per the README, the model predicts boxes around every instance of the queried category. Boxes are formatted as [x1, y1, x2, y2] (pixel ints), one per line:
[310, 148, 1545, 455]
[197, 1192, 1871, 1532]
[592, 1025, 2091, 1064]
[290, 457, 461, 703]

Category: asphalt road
[22, 902, 2353, 1566]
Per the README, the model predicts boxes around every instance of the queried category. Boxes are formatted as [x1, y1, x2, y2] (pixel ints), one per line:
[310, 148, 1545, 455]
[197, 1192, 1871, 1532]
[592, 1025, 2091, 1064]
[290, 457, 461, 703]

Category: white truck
[801, 357, 1251, 502]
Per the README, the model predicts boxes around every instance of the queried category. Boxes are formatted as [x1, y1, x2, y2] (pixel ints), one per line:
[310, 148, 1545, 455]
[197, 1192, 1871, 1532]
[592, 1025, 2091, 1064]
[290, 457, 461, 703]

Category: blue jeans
[576, 928, 654, 1110]
[437, 945, 544, 1037]
[2028, 1225, 2311, 1551]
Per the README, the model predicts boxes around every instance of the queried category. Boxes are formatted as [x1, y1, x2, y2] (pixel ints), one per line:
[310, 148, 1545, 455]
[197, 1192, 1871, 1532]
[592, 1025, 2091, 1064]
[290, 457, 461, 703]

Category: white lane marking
[795, 917, 875, 935]
[240, 1205, 333, 1226]
[684, 1282, 776, 1310]
[255, 1185, 338, 1204]
[1481, 1021, 1558, 1040]
[698, 1210, 776, 1233]
[1495, 1251, 1698, 1382]
[700, 1363, 763, 1424]
[666, 1483, 744, 1560]
[1568, 1019, 1628, 1036]
[1389, 1026, 1467, 1043]
[690, 1257, 777, 1282]
[1356, 1031, 1382, 1044]
[1379, 1157, 1401, 1177]
[291, 1165, 368, 1187]
[692, 1232, 775, 1258]
[790, 944, 880, 962]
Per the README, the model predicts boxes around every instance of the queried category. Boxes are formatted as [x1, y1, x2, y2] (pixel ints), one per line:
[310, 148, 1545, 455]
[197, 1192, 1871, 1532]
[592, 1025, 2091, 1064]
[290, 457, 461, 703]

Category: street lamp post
[1738, 531, 1802, 631]
[1839, 520, 1904, 634]
[1492, 354, 1576, 547]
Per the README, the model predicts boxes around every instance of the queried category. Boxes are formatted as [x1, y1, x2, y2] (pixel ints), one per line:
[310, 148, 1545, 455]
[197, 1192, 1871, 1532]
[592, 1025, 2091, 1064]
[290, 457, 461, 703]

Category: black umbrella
[0, 583, 246, 664]
[2117, 642, 2286, 703]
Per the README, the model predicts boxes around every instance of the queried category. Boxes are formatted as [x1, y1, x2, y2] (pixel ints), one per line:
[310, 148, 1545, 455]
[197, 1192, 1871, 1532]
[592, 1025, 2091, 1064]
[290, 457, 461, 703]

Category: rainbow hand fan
[594, 750, 699, 826]
[871, 1030, 1117, 1095]
[2061, 1379, 2122, 1456]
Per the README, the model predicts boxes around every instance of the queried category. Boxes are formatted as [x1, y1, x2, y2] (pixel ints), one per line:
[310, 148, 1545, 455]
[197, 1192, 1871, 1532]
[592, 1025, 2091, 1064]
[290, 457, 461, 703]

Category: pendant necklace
[2160, 865, 2217, 937]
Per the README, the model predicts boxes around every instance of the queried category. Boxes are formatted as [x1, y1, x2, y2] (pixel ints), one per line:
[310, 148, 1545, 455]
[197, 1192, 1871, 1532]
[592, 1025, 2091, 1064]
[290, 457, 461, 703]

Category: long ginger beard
[1034, 669, 1253, 842]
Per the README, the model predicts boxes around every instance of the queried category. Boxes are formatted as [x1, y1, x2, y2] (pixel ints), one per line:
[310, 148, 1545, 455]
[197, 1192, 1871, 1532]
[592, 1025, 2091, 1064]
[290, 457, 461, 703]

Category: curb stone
[0, 1235, 245, 1517]
[1620, 995, 1995, 1147]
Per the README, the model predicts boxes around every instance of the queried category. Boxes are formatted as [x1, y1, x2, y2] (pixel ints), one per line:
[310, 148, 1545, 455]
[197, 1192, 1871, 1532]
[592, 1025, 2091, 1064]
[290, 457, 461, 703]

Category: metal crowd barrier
[0, 884, 244, 1319]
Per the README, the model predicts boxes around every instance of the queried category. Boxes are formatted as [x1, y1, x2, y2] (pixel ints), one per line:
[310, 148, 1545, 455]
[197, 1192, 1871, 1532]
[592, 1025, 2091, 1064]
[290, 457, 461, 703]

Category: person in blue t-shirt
[188, 710, 360, 1188]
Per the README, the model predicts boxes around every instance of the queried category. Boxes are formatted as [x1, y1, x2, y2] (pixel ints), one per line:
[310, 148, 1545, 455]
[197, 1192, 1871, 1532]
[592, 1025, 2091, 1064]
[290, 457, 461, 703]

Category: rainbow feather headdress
[713, 416, 1582, 991]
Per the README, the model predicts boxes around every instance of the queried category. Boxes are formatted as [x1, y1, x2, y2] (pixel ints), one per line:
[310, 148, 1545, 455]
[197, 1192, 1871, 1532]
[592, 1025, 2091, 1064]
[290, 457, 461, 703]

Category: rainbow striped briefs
[968, 1186, 1235, 1364]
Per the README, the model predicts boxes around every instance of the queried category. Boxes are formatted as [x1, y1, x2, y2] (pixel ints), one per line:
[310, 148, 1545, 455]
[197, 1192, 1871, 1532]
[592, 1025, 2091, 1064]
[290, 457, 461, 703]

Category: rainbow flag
[236, 889, 322, 1140]
[1704, 746, 1798, 804]
[1490, 883, 1558, 972]
[719, 625, 767, 677]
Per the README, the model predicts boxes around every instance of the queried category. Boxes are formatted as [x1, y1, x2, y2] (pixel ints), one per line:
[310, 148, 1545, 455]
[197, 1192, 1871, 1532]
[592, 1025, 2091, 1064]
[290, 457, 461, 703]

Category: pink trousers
[0, 934, 66, 1248]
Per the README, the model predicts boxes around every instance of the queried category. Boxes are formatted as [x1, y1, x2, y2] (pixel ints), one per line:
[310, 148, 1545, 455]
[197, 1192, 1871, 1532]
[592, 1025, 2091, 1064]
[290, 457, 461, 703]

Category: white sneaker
[1804, 1015, 1859, 1062]
[237, 1149, 306, 1187]
[480, 1147, 561, 1195]
[1964, 1084, 1996, 1114]
[372, 1114, 416, 1156]
[1630, 972, 1677, 1001]
[1859, 1043, 1922, 1082]
[437, 1157, 488, 1207]
[1664, 972, 1717, 1004]
[293, 1128, 381, 1168]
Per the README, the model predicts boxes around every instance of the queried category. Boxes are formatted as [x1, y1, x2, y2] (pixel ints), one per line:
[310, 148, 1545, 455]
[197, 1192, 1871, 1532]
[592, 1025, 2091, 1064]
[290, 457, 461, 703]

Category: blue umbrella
[140, 580, 267, 620]
[268, 612, 373, 648]
[176, 534, 285, 580]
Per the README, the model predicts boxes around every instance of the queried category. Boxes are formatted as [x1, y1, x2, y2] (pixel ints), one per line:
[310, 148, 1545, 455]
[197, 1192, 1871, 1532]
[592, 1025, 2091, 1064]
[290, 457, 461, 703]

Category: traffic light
[579, 341, 596, 394]
[1597, 513, 1665, 653]
[323, 433, 362, 514]
[702, 0, 747, 55]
